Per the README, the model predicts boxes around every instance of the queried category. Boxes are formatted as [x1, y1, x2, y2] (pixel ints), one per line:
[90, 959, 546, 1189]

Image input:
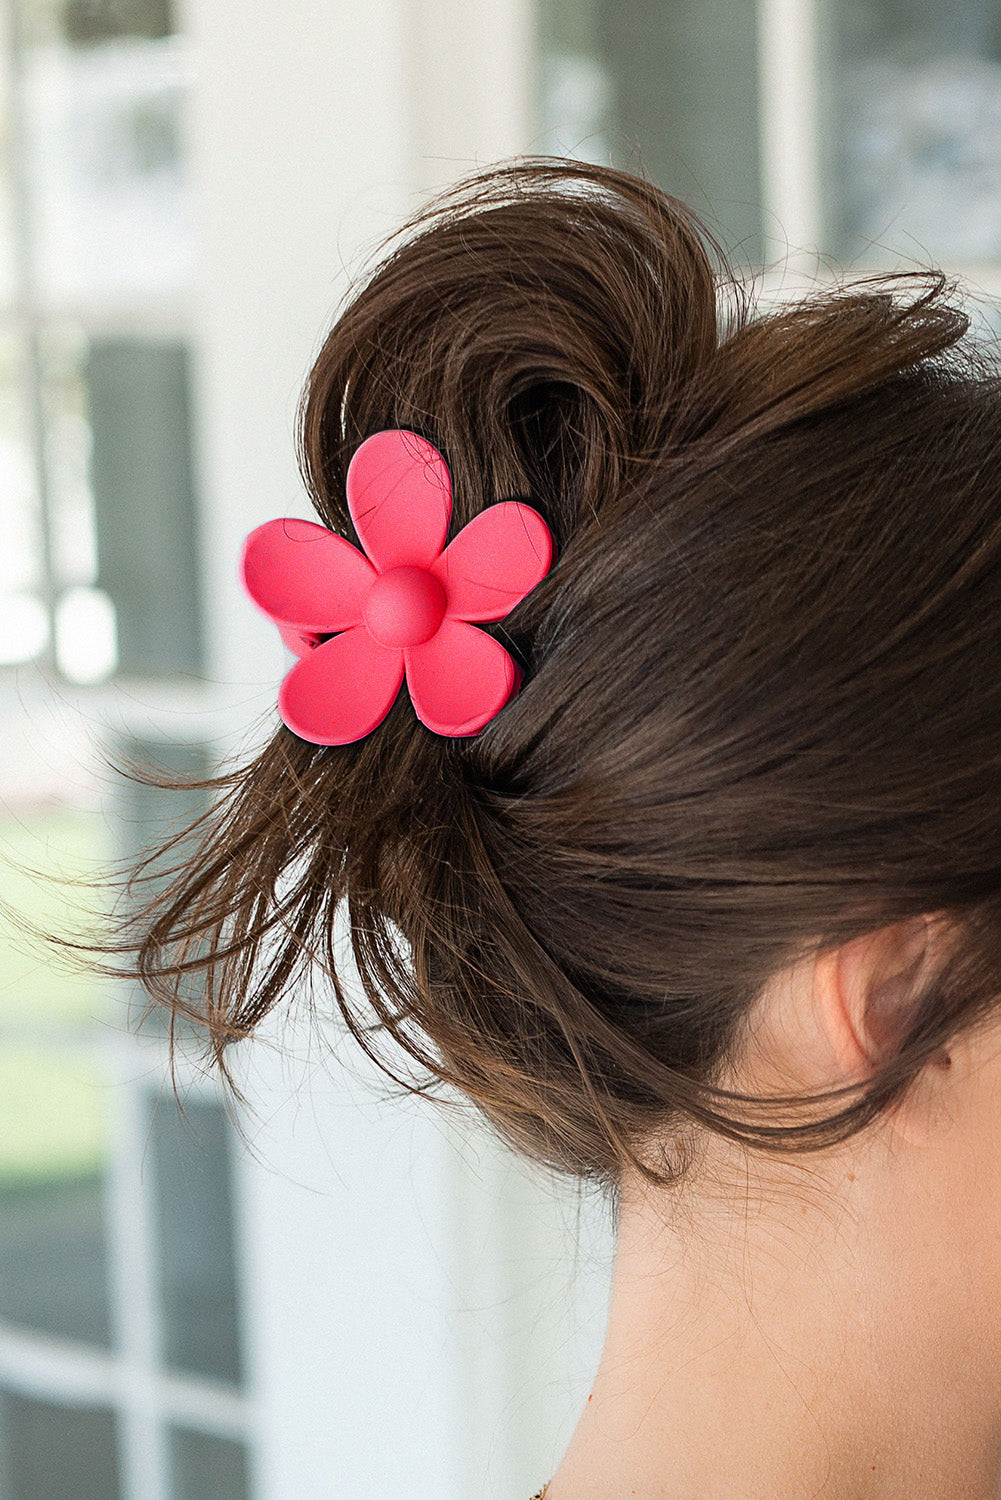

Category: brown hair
[26, 156, 1001, 1198]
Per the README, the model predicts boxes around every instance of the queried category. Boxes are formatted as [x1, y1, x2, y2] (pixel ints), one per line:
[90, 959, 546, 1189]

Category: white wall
[175, 2, 613, 1497]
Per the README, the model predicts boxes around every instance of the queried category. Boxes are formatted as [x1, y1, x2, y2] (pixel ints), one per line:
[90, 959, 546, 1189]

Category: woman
[61, 158, 1001, 1498]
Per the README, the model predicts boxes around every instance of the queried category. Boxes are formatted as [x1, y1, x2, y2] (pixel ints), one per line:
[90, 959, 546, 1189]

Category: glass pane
[0, 1048, 112, 1344]
[0, 801, 114, 1346]
[817, 1, 1001, 266]
[537, 0, 765, 267]
[169, 1427, 249, 1500]
[149, 1092, 243, 1386]
[33, 328, 203, 676]
[19, 0, 175, 48]
[85, 337, 203, 678]
[20, 0, 174, 48]
[18, 29, 194, 302]
[0, 1389, 120, 1500]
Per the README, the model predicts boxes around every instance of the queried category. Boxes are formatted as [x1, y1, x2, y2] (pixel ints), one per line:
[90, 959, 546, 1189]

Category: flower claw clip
[240, 429, 555, 744]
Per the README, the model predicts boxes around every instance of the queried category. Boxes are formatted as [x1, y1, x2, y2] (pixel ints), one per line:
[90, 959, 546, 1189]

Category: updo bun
[63, 158, 1001, 1195]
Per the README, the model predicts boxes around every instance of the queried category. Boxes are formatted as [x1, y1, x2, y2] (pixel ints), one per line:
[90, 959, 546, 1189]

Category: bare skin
[547, 917, 1001, 1500]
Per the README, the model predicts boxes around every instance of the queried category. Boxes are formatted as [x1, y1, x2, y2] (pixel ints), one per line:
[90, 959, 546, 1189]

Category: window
[0, 777, 253, 1500]
[0, 1, 251, 1495]
[816, 0, 1001, 270]
[0, 0, 201, 684]
[536, 0, 1001, 306]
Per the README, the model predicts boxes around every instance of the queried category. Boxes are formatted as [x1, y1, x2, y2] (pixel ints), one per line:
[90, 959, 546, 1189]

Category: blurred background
[2, 1, 1001, 1497]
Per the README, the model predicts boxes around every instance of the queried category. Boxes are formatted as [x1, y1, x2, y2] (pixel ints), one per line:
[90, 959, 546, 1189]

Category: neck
[547, 1154, 1001, 1500]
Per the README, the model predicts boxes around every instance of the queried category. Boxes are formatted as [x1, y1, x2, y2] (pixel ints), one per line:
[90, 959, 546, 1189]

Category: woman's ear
[837, 916, 931, 1065]
[814, 914, 951, 1146]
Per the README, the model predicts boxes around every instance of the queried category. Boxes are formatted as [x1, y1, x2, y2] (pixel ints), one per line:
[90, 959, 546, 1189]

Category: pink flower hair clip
[240, 429, 555, 745]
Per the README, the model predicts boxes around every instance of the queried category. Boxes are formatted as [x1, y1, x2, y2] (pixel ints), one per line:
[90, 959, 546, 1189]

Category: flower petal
[277, 626, 405, 745]
[346, 430, 451, 572]
[404, 617, 521, 736]
[429, 502, 553, 621]
[276, 622, 327, 659]
[242, 518, 375, 632]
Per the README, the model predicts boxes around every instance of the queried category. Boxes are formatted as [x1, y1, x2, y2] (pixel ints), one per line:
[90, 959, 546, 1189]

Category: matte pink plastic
[240, 429, 555, 744]
[363, 565, 447, 647]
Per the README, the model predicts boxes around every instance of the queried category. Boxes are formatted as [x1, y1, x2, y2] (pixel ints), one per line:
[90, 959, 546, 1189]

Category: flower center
[363, 565, 447, 648]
